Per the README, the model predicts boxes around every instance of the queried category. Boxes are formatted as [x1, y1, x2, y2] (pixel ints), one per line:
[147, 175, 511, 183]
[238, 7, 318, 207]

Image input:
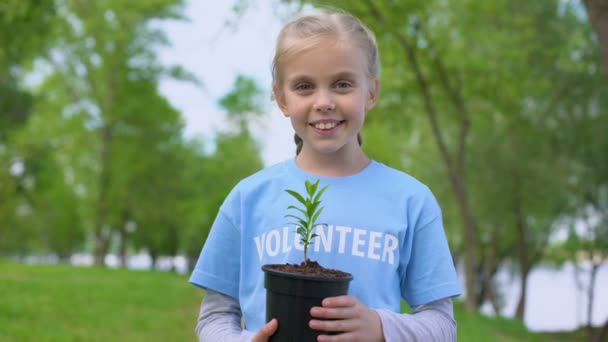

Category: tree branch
[582, 0, 608, 74]
[363, 0, 456, 173]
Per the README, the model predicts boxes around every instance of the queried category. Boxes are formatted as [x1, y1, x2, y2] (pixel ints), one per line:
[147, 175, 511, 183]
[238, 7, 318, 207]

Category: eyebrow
[332, 71, 358, 80]
[286, 75, 311, 86]
[286, 71, 359, 85]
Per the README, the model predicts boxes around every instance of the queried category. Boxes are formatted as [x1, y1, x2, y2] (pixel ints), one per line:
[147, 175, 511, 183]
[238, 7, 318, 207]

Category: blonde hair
[272, 11, 379, 88]
[272, 11, 379, 154]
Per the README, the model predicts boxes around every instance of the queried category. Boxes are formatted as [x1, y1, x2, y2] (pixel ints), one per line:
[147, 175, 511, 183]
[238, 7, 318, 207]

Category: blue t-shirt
[190, 158, 461, 331]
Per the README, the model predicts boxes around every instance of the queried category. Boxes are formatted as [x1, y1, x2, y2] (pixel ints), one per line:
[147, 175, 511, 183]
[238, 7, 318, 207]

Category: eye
[334, 80, 353, 89]
[295, 83, 312, 91]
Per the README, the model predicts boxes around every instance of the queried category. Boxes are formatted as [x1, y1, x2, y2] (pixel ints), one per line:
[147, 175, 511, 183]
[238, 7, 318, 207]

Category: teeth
[314, 122, 337, 130]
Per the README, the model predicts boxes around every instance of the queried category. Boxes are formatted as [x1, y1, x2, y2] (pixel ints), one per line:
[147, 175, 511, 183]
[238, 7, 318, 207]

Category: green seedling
[285, 179, 329, 266]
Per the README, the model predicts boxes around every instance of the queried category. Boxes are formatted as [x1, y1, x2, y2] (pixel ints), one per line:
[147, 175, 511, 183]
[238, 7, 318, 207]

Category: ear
[365, 79, 379, 111]
[273, 85, 290, 117]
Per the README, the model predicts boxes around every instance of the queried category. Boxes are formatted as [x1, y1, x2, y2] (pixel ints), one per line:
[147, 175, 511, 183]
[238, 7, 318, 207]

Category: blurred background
[1, 0, 607, 341]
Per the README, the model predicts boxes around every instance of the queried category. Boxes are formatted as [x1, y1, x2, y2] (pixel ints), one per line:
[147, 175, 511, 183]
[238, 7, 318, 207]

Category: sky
[157, 0, 298, 165]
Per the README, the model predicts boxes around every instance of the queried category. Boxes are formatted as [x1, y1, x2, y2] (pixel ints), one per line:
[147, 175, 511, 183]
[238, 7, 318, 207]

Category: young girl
[190, 10, 461, 342]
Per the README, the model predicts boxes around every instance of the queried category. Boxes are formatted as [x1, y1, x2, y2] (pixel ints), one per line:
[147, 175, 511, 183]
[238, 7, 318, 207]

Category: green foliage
[285, 179, 328, 264]
[0, 1, 57, 67]
[219, 75, 265, 117]
[182, 130, 263, 264]
[177, 74, 266, 268]
[218, 74, 266, 132]
[0, 1, 58, 206]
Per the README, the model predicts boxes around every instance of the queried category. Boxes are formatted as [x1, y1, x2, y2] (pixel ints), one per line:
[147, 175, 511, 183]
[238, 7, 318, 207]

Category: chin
[313, 145, 344, 155]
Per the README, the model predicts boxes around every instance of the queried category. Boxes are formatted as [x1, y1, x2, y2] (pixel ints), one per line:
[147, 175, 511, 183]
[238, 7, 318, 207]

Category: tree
[583, 0, 608, 72]
[0, 1, 59, 254]
[181, 75, 266, 270]
[35, 0, 192, 265]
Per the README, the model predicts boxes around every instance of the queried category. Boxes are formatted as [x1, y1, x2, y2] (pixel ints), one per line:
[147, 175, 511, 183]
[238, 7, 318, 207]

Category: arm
[376, 297, 457, 342]
[196, 290, 255, 342]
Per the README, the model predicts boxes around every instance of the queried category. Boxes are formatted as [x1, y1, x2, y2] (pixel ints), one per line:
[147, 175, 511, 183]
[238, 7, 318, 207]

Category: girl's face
[275, 38, 378, 159]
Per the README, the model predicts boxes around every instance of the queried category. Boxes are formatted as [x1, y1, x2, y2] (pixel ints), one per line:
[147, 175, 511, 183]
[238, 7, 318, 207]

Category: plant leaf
[307, 201, 320, 217]
[285, 215, 308, 229]
[285, 189, 307, 206]
[312, 185, 328, 203]
[308, 179, 319, 197]
[311, 206, 324, 224]
[304, 179, 313, 195]
[287, 205, 307, 217]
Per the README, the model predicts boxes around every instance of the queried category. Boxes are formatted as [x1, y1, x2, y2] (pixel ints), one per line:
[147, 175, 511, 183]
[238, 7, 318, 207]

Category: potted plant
[262, 179, 353, 341]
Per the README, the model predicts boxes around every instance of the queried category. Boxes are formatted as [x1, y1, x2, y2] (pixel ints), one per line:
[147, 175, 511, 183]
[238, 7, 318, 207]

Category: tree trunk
[118, 216, 129, 268]
[594, 316, 608, 342]
[453, 177, 480, 311]
[187, 256, 197, 273]
[93, 125, 112, 266]
[362, 0, 480, 310]
[482, 248, 502, 315]
[512, 163, 531, 321]
[119, 229, 128, 267]
[515, 265, 530, 320]
[583, 0, 608, 72]
[150, 250, 158, 271]
[587, 261, 599, 338]
[395, 28, 479, 311]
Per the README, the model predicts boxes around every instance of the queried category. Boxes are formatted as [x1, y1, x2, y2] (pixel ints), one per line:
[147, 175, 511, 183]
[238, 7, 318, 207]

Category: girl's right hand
[252, 318, 278, 342]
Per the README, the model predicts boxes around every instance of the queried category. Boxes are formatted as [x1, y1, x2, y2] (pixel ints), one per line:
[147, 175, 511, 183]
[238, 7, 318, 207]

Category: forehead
[280, 38, 368, 81]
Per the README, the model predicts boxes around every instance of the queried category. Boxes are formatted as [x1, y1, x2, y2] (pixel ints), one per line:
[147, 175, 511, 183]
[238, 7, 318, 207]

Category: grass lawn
[0, 261, 202, 341]
[0, 261, 592, 341]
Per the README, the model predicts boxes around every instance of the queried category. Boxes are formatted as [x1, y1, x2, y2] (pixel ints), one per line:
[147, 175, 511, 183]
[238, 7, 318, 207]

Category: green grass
[0, 261, 202, 342]
[0, 261, 591, 341]
[454, 301, 595, 341]
[403, 295, 588, 342]
[453, 302, 546, 341]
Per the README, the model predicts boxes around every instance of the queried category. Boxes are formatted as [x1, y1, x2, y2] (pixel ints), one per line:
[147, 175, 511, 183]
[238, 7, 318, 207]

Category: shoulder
[223, 159, 292, 204]
[369, 160, 432, 196]
[236, 159, 290, 190]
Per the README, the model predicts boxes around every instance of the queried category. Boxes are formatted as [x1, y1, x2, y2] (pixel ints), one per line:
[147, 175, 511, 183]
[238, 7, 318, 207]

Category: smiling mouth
[310, 121, 344, 130]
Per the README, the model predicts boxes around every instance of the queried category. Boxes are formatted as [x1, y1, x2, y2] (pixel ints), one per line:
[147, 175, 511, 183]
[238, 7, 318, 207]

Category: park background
[1, 0, 607, 341]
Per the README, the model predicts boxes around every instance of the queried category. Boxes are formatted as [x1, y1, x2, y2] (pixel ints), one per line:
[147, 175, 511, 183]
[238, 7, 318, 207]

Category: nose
[313, 90, 335, 112]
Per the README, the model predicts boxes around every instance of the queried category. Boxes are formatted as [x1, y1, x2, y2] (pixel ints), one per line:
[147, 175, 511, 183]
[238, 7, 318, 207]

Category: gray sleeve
[376, 297, 457, 342]
[196, 290, 255, 342]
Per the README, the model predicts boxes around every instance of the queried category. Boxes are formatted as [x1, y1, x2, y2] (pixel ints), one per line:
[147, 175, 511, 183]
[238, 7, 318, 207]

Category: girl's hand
[252, 318, 278, 342]
[309, 295, 384, 342]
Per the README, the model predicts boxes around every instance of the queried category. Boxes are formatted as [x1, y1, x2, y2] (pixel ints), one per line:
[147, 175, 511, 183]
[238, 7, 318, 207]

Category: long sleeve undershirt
[195, 289, 456, 342]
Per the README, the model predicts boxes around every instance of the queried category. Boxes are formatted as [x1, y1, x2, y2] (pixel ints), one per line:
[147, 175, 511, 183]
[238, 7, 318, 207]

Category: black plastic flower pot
[262, 264, 353, 342]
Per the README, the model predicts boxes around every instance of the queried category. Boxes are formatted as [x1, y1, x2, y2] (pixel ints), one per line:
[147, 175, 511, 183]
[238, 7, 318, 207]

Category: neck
[295, 146, 370, 177]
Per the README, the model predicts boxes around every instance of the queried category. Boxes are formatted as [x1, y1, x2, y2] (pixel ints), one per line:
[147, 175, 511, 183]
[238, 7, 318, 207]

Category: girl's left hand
[309, 295, 385, 342]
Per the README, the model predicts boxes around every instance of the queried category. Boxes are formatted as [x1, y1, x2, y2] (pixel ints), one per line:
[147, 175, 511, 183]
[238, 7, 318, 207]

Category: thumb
[252, 319, 278, 342]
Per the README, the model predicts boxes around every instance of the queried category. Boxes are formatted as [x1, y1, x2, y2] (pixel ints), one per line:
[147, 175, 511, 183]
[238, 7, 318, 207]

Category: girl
[190, 10, 461, 342]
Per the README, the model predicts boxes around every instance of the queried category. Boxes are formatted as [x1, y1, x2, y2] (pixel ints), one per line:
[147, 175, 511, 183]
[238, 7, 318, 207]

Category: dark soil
[265, 260, 351, 279]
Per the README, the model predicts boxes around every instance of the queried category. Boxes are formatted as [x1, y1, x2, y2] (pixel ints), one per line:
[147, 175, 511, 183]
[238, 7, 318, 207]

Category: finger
[316, 332, 357, 342]
[310, 305, 356, 320]
[321, 295, 356, 308]
[252, 319, 278, 341]
[262, 318, 278, 335]
[309, 318, 357, 333]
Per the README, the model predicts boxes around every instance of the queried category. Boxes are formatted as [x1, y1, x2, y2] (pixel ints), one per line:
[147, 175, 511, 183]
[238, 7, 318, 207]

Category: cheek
[288, 101, 306, 117]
